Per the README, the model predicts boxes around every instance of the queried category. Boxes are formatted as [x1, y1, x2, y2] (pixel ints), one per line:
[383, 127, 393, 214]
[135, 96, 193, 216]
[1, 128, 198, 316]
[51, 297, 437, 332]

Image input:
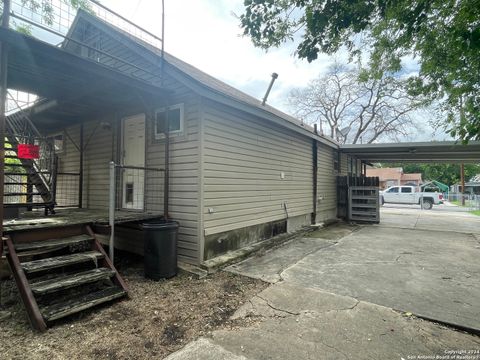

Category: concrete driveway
[167, 209, 480, 359]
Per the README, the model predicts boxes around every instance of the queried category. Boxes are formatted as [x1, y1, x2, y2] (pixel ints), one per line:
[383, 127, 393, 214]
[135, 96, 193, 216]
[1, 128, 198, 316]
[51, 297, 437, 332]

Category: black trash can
[143, 221, 179, 280]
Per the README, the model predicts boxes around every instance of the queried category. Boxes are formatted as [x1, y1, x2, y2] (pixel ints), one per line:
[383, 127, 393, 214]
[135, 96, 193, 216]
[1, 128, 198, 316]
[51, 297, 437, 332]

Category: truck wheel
[421, 199, 433, 210]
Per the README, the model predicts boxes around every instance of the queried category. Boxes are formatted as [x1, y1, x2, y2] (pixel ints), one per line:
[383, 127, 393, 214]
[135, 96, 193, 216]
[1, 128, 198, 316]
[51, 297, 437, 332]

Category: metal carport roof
[340, 141, 480, 163]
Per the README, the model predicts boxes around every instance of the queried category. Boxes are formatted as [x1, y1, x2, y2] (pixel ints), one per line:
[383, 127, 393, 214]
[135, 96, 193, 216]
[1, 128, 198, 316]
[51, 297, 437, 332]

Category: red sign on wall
[17, 144, 40, 159]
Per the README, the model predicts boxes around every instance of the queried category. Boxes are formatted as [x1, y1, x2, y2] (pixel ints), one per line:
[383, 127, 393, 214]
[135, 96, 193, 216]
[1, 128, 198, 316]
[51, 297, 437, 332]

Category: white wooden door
[122, 114, 145, 210]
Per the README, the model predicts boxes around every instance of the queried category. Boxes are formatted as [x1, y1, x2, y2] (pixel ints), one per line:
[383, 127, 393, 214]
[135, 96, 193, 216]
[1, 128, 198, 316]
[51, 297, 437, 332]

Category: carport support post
[0, 0, 11, 237]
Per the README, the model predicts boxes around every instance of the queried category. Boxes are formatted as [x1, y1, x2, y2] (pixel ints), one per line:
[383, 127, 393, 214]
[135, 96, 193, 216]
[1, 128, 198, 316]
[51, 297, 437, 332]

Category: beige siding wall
[83, 115, 117, 210]
[55, 78, 202, 264]
[55, 124, 81, 207]
[340, 153, 349, 175]
[339, 153, 363, 176]
[55, 115, 117, 209]
[145, 80, 201, 264]
[201, 100, 313, 236]
[53, 118, 114, 208]
[316, 144, 337, 222]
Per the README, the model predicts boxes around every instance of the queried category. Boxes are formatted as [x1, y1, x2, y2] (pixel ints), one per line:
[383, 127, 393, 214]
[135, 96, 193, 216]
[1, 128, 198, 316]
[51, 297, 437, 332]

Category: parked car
[380, 186, 444, 210]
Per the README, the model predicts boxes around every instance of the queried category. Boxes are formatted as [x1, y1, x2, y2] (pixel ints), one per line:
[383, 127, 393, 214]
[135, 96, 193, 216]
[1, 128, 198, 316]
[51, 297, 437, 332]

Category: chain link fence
[446, 193, 480, 211]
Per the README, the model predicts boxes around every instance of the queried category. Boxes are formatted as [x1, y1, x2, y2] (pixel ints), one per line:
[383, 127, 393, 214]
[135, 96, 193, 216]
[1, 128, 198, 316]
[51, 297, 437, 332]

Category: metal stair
[2, 225, 128, 331]
[3, 91, 57, 215]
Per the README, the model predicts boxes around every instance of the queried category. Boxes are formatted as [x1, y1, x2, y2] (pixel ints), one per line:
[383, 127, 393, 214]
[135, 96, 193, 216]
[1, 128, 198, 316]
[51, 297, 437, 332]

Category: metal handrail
[10, 0, 163, 48]
[10, 11, 164, 85]
[7, 90, 42, 138]
[108, 161, 165, 262]
[88, 0, 162, 45]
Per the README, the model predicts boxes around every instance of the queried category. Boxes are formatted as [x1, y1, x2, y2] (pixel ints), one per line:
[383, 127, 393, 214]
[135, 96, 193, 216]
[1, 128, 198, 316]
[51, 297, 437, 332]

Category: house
[2, 9, 363, 268]
[4, 3, 480, 330]
[365, 167, 423, 189]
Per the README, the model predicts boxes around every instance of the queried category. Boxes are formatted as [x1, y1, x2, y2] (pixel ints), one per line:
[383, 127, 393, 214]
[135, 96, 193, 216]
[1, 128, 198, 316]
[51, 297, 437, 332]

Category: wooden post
[0, 0, 11, 237]
[312, 124, 318, 224]
[461, 163, 465, 206]
[163, 108, 170, 220]
[79, 123, 84, 208]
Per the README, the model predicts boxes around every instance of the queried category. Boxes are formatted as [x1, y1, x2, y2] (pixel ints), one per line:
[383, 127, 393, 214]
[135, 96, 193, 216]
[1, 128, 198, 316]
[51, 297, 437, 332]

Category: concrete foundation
[286, 214, 310, 233]
[204, 219, 288, 261]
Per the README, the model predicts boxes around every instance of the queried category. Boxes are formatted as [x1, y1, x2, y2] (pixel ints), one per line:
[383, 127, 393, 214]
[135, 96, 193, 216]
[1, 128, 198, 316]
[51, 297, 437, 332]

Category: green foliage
[381, 163, 480, 186]
[1, 0, 92, 34]
[4, 140, 24, 173]
[240, 0, 480, 142]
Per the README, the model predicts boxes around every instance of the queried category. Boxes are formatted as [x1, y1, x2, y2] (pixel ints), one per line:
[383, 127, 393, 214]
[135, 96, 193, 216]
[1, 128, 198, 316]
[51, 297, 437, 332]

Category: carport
[341, 141, 480, 164]
[330, 140, 480, 332]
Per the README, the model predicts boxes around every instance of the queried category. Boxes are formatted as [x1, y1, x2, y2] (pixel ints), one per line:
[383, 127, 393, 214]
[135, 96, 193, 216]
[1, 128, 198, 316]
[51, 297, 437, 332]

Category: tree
[381, 163, 480, 186]
[1, 0, 90, 33]
[288, 63, 423, 144]
[240, 0, 480, 143]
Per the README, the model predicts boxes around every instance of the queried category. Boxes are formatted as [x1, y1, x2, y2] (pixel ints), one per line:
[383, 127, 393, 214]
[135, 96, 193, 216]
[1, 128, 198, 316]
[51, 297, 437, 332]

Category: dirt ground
[0, 254, 267, 359]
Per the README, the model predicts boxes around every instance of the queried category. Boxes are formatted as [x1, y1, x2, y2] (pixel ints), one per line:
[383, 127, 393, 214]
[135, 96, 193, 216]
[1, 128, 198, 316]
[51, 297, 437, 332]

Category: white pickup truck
[380, 186, 444, 210]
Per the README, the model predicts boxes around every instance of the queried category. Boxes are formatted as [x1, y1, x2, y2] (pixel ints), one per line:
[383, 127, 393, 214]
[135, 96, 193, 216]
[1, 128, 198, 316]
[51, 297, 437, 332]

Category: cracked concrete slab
[232, 282, 358, 320]
[226, 237, 338, 283]
[212, 301, 480, 360]
[165, 338, 247, 360]
[282, 223, 480, 332]
[169, 283, 480, 360]
[226, 224, 357, 283]
[167, 209, 480, 359]
[379, 207, 480, 235]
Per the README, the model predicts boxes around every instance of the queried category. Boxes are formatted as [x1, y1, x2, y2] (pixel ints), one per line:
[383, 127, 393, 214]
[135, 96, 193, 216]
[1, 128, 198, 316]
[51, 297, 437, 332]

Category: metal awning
[340, 141, 480, 163]
[0, 27, 171, 130]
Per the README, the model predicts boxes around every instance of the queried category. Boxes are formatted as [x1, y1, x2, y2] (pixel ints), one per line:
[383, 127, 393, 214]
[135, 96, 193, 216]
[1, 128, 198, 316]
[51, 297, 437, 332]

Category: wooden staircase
[2, 225, 127, 331]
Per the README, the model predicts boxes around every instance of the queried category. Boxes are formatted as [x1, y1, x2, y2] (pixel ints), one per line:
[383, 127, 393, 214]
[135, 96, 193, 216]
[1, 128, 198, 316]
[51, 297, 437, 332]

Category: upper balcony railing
[8, 0, 162, 49]
[4, 0, 166, 93]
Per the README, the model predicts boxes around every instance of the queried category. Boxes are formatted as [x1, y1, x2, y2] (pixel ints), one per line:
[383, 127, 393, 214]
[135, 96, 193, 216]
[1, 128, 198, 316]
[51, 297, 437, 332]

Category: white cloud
[101, 0, 331, 111]
[100, 0, 441, 142]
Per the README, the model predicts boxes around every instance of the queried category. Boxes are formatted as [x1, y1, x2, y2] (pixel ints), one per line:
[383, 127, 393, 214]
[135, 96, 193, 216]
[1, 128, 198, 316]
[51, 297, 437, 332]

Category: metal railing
[9, 0, 162, 48]
[55, 172, 81, 208]
[108, 162, 164, 262]
[7, 0, 165, 87]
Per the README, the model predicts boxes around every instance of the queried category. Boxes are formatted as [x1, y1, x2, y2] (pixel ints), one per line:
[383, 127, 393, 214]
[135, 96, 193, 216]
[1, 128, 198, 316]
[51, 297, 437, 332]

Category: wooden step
[4, 192, 45, 196]
[31, 268, 116, 295]
[15, 234, 94, 252]
[7, 163, 32, 167]
[40, 286, 126, 321]
[4, 172, 29, 176]
[21, 251, 103, 274]
[4, 202, 54, 208]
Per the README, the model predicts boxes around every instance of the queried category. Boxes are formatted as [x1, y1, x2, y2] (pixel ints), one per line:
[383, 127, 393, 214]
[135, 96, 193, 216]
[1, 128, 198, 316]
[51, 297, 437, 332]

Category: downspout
[312, 124, 318, 224]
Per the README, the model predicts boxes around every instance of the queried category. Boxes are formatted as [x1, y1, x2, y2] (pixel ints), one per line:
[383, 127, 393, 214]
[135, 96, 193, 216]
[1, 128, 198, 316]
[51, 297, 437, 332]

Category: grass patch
[470, 210, 480, 216]
[450, 200, 475, 208]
